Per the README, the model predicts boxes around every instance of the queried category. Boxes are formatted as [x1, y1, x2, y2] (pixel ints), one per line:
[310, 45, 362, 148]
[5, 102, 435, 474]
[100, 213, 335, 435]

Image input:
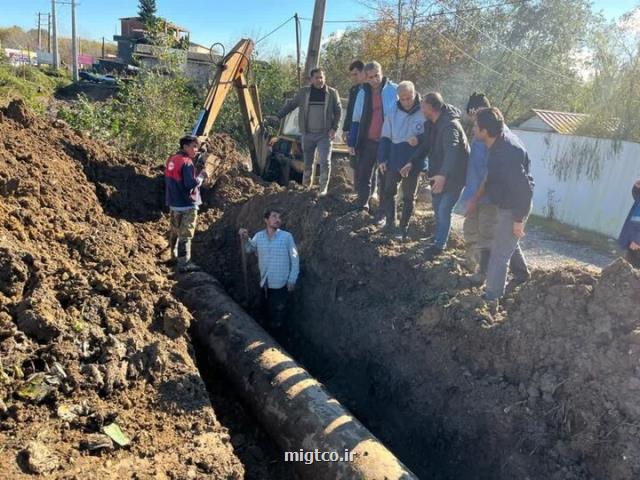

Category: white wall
[512, 129, 640, 238]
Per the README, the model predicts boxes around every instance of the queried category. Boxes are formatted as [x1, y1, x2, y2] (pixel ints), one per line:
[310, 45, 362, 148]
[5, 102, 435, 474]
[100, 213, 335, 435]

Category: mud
[193, 159, 640, 480]
[0, 100, 292, 479]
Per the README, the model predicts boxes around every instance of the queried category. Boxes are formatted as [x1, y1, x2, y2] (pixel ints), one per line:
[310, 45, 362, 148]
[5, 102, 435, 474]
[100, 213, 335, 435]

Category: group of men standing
[276, 59, 535, 307]
[163, 57, 638, 328]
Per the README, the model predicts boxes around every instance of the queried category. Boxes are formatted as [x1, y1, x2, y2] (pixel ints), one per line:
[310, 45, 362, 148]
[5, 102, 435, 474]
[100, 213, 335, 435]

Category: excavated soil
[193, 160, 640, 479]
[3, 98, 640, 480]
[0, 100, 293, 480]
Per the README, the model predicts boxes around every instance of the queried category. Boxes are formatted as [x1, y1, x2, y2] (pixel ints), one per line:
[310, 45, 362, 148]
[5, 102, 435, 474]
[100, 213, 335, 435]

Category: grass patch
[0, 64, 71, 112]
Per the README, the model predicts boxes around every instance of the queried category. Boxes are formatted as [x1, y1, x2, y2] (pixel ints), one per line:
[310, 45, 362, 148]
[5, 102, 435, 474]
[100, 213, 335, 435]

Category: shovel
[240, 236, 249, 307]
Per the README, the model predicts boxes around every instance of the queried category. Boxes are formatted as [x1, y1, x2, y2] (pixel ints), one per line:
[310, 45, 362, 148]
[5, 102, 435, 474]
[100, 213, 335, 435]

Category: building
[511, 109, 640, 238]
[110, 16, 216, 85]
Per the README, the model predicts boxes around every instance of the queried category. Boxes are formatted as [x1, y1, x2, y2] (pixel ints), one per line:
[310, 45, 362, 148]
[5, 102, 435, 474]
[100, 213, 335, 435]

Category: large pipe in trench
[177, 271, 419, 480]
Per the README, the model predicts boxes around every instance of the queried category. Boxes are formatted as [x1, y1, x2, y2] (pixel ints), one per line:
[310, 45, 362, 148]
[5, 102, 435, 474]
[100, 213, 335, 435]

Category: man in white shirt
[238, 209, 299, 328]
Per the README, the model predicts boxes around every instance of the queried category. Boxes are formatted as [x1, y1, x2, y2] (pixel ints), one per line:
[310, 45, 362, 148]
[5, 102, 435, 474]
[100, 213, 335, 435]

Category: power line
[434, 28, 549, 103]
[255, 15, 295, 44]
[433, 0, 579, 85]
[299, 0, 528, 24]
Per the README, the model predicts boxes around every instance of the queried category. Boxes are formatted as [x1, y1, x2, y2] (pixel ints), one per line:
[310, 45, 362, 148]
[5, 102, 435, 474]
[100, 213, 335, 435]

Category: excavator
[191, 38, 348, 185]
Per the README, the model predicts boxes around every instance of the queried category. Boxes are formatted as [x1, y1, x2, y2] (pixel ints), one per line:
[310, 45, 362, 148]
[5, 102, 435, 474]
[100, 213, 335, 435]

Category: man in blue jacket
[165, 135, 208, 272]
[348, 61, 398, 223]
[618, 179, 640, 268]
[377, 81, 426, 240]
[474, 108, 534, 304]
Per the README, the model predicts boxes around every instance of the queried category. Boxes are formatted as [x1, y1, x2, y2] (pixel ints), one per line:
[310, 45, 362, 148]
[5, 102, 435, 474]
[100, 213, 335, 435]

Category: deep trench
[189, 210, 485, 480]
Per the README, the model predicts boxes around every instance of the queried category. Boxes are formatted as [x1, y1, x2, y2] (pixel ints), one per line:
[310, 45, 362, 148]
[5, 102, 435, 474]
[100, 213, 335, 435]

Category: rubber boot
[302, 168, 312, 188]
[318, 166, 330, 196]
[177, 239, 199, 273]
[168, 233, 178, 261]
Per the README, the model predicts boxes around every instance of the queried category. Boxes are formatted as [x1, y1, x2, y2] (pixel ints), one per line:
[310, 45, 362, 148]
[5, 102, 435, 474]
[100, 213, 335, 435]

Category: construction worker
[618, 178, 640, 268]
[275, 68, 342, 196]
[238, 209, 300, 328]
[164, 135, 208, 272]
[462, 93, 530, 285]
[377, 80, 426, 240]
[474, 107, 534, 306]
[410, 92, 469, 255]
[348, 61, 398, 225]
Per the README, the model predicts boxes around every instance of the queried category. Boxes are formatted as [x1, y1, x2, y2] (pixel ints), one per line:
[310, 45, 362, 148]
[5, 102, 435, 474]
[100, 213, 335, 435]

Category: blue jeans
[431, 191, 461, 249]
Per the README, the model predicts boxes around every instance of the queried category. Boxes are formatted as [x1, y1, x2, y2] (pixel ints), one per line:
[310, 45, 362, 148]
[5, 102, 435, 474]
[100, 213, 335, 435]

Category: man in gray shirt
[276, 68, 342, 196]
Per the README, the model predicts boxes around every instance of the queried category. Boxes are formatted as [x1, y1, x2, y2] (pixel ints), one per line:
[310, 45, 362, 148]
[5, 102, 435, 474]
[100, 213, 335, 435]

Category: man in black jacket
[475, 107, 534, 303]
[410, 92, 469, 253]
[342, 60, 365, 143]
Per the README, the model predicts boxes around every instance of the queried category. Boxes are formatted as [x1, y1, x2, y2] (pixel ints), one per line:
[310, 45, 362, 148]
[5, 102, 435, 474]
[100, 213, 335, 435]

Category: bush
[59, 59, 199, 163]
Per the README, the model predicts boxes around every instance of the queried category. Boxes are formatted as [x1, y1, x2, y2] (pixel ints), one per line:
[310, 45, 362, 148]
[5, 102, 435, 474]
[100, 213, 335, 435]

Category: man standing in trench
[474, 107, 534, 307]
[238, 209, 300, 328]
[274, 68, 342, 196]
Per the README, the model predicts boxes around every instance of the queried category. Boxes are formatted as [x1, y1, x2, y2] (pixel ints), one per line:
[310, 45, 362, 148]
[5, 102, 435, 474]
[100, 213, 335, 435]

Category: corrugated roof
[529, 109, 588, 134]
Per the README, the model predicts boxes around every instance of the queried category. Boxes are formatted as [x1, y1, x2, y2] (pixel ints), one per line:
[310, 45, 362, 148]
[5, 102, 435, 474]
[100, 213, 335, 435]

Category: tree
[138, 0, 158, 24]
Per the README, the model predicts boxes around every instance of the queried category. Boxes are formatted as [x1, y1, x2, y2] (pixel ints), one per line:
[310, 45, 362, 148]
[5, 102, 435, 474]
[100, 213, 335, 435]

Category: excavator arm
[192, 38, 270, 175]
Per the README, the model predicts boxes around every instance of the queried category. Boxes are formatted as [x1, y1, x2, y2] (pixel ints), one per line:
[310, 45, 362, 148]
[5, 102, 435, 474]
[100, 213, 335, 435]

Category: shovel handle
[240, 236, 249, 300]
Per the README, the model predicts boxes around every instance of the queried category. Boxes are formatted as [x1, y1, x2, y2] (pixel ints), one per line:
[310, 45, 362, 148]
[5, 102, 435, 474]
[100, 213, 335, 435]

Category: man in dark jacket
[342, 60, 365, 143]
[618, 179, 640, 268]
[276, 68, 342, 195]
[475, 107, 534, 303]
[410, 92, 469, 253]
[165, 135, 208, 272]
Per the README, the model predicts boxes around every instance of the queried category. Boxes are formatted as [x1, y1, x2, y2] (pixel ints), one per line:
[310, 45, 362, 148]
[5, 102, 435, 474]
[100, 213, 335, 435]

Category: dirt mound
[0, 99, 270, 479]
[193, 168, 640, 480]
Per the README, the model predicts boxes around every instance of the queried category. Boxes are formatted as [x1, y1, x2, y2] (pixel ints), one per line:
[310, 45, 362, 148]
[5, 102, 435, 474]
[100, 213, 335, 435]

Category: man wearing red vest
[164, 135, 208, 272]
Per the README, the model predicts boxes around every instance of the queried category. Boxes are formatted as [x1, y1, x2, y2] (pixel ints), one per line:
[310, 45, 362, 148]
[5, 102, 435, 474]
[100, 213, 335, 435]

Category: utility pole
[294, 13, 301, 88]
[51, 0, 59, 68]
[37, 13, 43, 51]
[101, 37, 105, 59]
[47, 13, 51, 53]
[71, 0, 79, 81]
[303, 0, 327, 81]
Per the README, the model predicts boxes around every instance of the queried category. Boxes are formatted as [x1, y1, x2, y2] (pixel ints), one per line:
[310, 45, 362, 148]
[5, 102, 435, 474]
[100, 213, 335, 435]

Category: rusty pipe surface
[176, 271, 419, 480]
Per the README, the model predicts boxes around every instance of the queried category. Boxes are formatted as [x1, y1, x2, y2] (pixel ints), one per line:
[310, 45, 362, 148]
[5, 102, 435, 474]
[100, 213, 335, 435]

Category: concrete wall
[513, 129, 640, 238]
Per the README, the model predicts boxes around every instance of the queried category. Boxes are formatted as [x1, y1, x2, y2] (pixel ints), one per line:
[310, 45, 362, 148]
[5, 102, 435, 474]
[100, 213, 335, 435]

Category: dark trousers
[382, 169, 420, 228]
[355, 140, 379, 209]
[263, 287, 289, 328]
[627, 249, 640, 268]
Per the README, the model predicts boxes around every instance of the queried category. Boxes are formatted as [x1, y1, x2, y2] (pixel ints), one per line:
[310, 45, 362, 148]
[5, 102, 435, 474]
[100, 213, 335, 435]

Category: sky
[1, 0, 638, 56]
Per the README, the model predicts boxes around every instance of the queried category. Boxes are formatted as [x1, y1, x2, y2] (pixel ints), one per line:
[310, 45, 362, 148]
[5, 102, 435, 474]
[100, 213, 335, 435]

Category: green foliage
[138, 0, 158, 24]
[0, 65, 70, 112]
[319, 0, 606, 123]
[58, 61, 199, 163]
